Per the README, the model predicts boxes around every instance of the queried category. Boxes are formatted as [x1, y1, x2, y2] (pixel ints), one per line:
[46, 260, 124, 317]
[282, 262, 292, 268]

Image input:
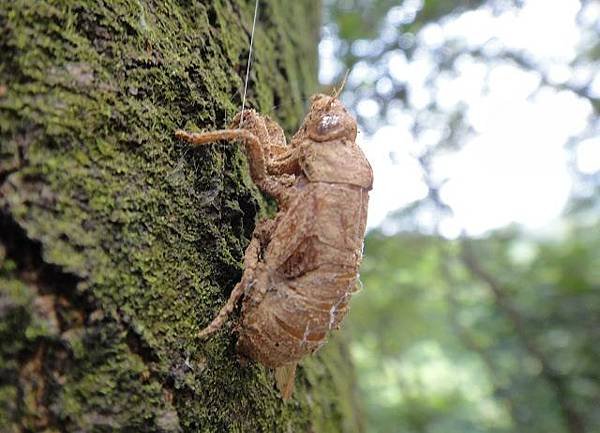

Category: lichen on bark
[0, 1, 362, 432]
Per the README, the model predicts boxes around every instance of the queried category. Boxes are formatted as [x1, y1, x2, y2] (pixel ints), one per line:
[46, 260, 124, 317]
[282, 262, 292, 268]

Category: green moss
[0, 267, 35, 430]
[0, 0, 361, 432]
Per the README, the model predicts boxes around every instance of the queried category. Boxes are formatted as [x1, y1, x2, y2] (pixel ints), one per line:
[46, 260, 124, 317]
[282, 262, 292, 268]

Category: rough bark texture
[0, 1, 362, 432]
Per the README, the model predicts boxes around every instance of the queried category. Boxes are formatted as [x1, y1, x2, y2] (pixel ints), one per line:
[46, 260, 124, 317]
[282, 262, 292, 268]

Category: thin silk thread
[240, 0, 259, 128]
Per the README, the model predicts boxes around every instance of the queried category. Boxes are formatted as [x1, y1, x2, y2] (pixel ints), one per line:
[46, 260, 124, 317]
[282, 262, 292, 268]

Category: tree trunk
[0, 1, 362, 432]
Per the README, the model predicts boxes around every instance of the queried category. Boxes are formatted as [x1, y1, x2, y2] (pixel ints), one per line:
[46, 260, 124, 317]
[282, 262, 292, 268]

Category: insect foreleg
[175, 129, 266, 181]
[175, 129, 288, 204]
[267, 148, 301, 176]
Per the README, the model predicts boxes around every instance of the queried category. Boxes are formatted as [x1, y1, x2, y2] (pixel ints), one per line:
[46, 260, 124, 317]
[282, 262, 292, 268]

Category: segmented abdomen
[237, 182, 368, 367]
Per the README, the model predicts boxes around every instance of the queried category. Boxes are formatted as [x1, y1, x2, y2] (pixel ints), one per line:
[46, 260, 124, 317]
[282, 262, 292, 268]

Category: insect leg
[267, 148, 301, 176]
[263, 116, 287, 148]
[231, 110, 291, 164]
[197, 280, 246, 339]
[197, 234, 261, 339]
[175, 129, 287, 203]
[175, 129, 266, 182]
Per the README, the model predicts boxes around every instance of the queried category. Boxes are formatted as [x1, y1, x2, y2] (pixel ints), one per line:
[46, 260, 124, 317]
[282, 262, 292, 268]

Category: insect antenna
[327, 70, 349, 109]
[331, 70, 349, 99]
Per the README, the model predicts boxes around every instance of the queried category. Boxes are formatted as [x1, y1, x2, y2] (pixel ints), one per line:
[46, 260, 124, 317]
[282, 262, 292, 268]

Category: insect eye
[316, 114, 341, 135]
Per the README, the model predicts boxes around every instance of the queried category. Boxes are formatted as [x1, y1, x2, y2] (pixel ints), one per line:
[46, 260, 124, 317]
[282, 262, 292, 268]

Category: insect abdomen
[237, 182, 369, 367]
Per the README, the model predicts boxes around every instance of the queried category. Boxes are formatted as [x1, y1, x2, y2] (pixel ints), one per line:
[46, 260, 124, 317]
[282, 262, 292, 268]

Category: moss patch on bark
[0, 1, 362, 432]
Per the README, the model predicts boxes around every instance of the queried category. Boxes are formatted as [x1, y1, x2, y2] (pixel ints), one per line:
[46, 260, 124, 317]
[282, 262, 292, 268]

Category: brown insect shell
[235, 94, 373, 368]
[296, 95, 373, 190]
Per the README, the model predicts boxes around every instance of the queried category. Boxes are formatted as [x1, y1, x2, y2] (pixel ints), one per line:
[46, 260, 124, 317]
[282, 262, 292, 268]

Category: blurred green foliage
[350, 216, 599, 433]
[325, 0, 600, 432]
[329, 0, 485, 40]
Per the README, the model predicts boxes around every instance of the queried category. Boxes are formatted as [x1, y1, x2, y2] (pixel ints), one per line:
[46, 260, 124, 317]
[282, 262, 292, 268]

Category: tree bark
[0, 1, 362, 432]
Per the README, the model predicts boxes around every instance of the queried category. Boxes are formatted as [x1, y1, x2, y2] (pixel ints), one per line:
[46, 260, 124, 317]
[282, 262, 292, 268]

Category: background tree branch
[461, 240, 586, 433]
